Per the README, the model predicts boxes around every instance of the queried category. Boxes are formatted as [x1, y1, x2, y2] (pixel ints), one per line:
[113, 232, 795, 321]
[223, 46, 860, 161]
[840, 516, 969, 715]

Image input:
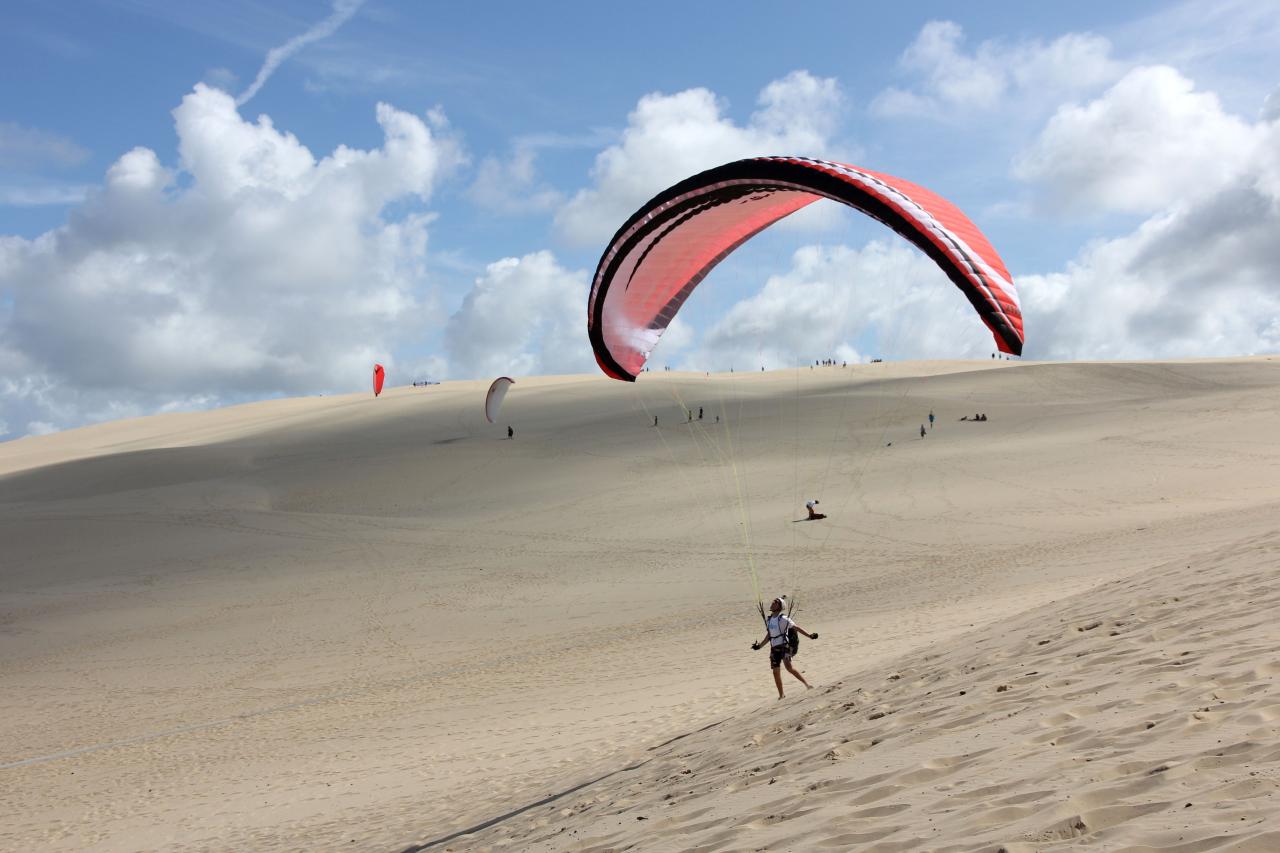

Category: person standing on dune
[752, 597, 818, 699]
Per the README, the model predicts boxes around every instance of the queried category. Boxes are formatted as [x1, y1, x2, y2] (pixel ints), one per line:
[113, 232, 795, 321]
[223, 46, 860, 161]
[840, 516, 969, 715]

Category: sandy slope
[1, 358, 1279, 851]
[458, 530, 1280, 852]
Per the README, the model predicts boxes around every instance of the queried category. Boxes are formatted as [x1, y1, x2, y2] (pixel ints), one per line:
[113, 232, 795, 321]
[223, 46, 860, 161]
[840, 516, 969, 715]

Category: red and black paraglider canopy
[587, 156, 1024, 381]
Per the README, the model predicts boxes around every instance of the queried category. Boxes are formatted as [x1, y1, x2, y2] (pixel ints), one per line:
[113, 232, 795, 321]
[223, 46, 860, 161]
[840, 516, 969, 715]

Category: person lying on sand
[752, 597, 818, 699]
[805, 499, 826, 520]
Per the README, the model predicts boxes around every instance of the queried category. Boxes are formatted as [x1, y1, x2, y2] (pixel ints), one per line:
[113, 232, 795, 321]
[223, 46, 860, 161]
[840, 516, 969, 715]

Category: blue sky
[2, 0, 1279, 438]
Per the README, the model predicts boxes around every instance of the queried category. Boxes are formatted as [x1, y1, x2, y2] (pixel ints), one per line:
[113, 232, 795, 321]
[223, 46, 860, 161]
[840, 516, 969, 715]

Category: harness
[767, 614, 801, 656]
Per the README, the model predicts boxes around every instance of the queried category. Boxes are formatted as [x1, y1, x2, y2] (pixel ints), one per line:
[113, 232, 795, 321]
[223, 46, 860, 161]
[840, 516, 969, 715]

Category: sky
[1, 0, 1279, 439]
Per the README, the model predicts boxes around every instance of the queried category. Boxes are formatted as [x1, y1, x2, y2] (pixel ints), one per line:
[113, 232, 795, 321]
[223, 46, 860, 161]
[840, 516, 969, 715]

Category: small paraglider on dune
[373, 363, 385, 397]
[485, 376, 514, 424]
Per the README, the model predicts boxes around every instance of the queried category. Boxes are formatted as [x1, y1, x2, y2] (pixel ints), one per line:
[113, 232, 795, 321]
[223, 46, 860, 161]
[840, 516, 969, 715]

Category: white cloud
[1263, 86, 1280, 122]
[0, 183, 90, 206]
[444, 251, 593, 378]
[202, 67, 239, 92]
[0, 121, 90, 170]
[675, 241, 993, 372]
[555, 71, 844, 245]
[1014, 66, 1264, 214]
[0, 83, 464, 437]
[1020, 206, 1280, 359]
[466, 128, 615, 216]
[871, 21, 1121, 119]
[237, 0, 366, 105]
[468, 145, 564, 214]
[1017, 110, 1280, 359]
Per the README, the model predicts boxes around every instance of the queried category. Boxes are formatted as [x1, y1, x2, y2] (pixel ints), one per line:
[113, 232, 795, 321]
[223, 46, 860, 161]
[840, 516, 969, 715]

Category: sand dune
[2, 358, 1279, 851]
[455, 530, 1280, 851]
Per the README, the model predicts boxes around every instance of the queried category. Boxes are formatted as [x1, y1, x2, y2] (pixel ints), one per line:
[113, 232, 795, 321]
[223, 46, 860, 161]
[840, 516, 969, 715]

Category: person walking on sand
[929, 410, 934, 430]
[507, 426, 514, 439]
[920, 424, 927, 439]
[752, 597, 817, 699]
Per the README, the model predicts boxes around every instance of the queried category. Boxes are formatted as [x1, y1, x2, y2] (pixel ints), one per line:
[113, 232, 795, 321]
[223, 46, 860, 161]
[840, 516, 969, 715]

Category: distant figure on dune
[654, 415, 658, 427]
[805, 499, 826, 520]
[698, 406, 703, 420]
[752, 596, 817, 699]
[507, 426, 514, 439]
[929, 410, 934, 430]
[920, 424, 927, 439]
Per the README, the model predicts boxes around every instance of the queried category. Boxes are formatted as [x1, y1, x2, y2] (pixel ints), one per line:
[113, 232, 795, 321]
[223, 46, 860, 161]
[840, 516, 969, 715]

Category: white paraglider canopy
[484, 376, 514, 423]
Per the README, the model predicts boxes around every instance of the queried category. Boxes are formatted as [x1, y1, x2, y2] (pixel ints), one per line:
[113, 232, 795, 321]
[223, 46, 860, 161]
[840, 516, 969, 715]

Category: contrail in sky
[236, 0, 366, 105]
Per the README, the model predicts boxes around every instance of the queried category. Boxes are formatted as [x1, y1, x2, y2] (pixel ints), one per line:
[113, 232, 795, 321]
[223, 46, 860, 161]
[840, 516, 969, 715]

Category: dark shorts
[770, 644, 791, 668]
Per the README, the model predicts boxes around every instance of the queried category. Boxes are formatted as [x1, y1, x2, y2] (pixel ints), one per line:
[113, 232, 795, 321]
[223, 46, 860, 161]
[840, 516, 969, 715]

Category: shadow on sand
[400, 720, 727, 851]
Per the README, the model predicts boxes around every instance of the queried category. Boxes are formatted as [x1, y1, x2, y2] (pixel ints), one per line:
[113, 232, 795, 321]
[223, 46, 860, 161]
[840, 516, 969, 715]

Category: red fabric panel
[600, 188, 816, 378]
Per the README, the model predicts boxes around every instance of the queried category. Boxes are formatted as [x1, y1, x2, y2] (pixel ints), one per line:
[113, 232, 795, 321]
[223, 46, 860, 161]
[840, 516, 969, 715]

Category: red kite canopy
[587, 156, 1024, 381]
[484, 376, 514, 423]
[373, 363, 385, 397]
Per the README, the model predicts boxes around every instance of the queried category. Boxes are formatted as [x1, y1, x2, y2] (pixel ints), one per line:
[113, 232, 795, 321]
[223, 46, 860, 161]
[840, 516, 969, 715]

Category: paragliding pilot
[752, 596, 818, 699]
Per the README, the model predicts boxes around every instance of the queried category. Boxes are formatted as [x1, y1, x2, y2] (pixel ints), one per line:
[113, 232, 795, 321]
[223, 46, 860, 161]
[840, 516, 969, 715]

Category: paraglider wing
[586, 156, 1024, 381]
[484, 376, 514, 423]
[373, 363, 385, 397]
